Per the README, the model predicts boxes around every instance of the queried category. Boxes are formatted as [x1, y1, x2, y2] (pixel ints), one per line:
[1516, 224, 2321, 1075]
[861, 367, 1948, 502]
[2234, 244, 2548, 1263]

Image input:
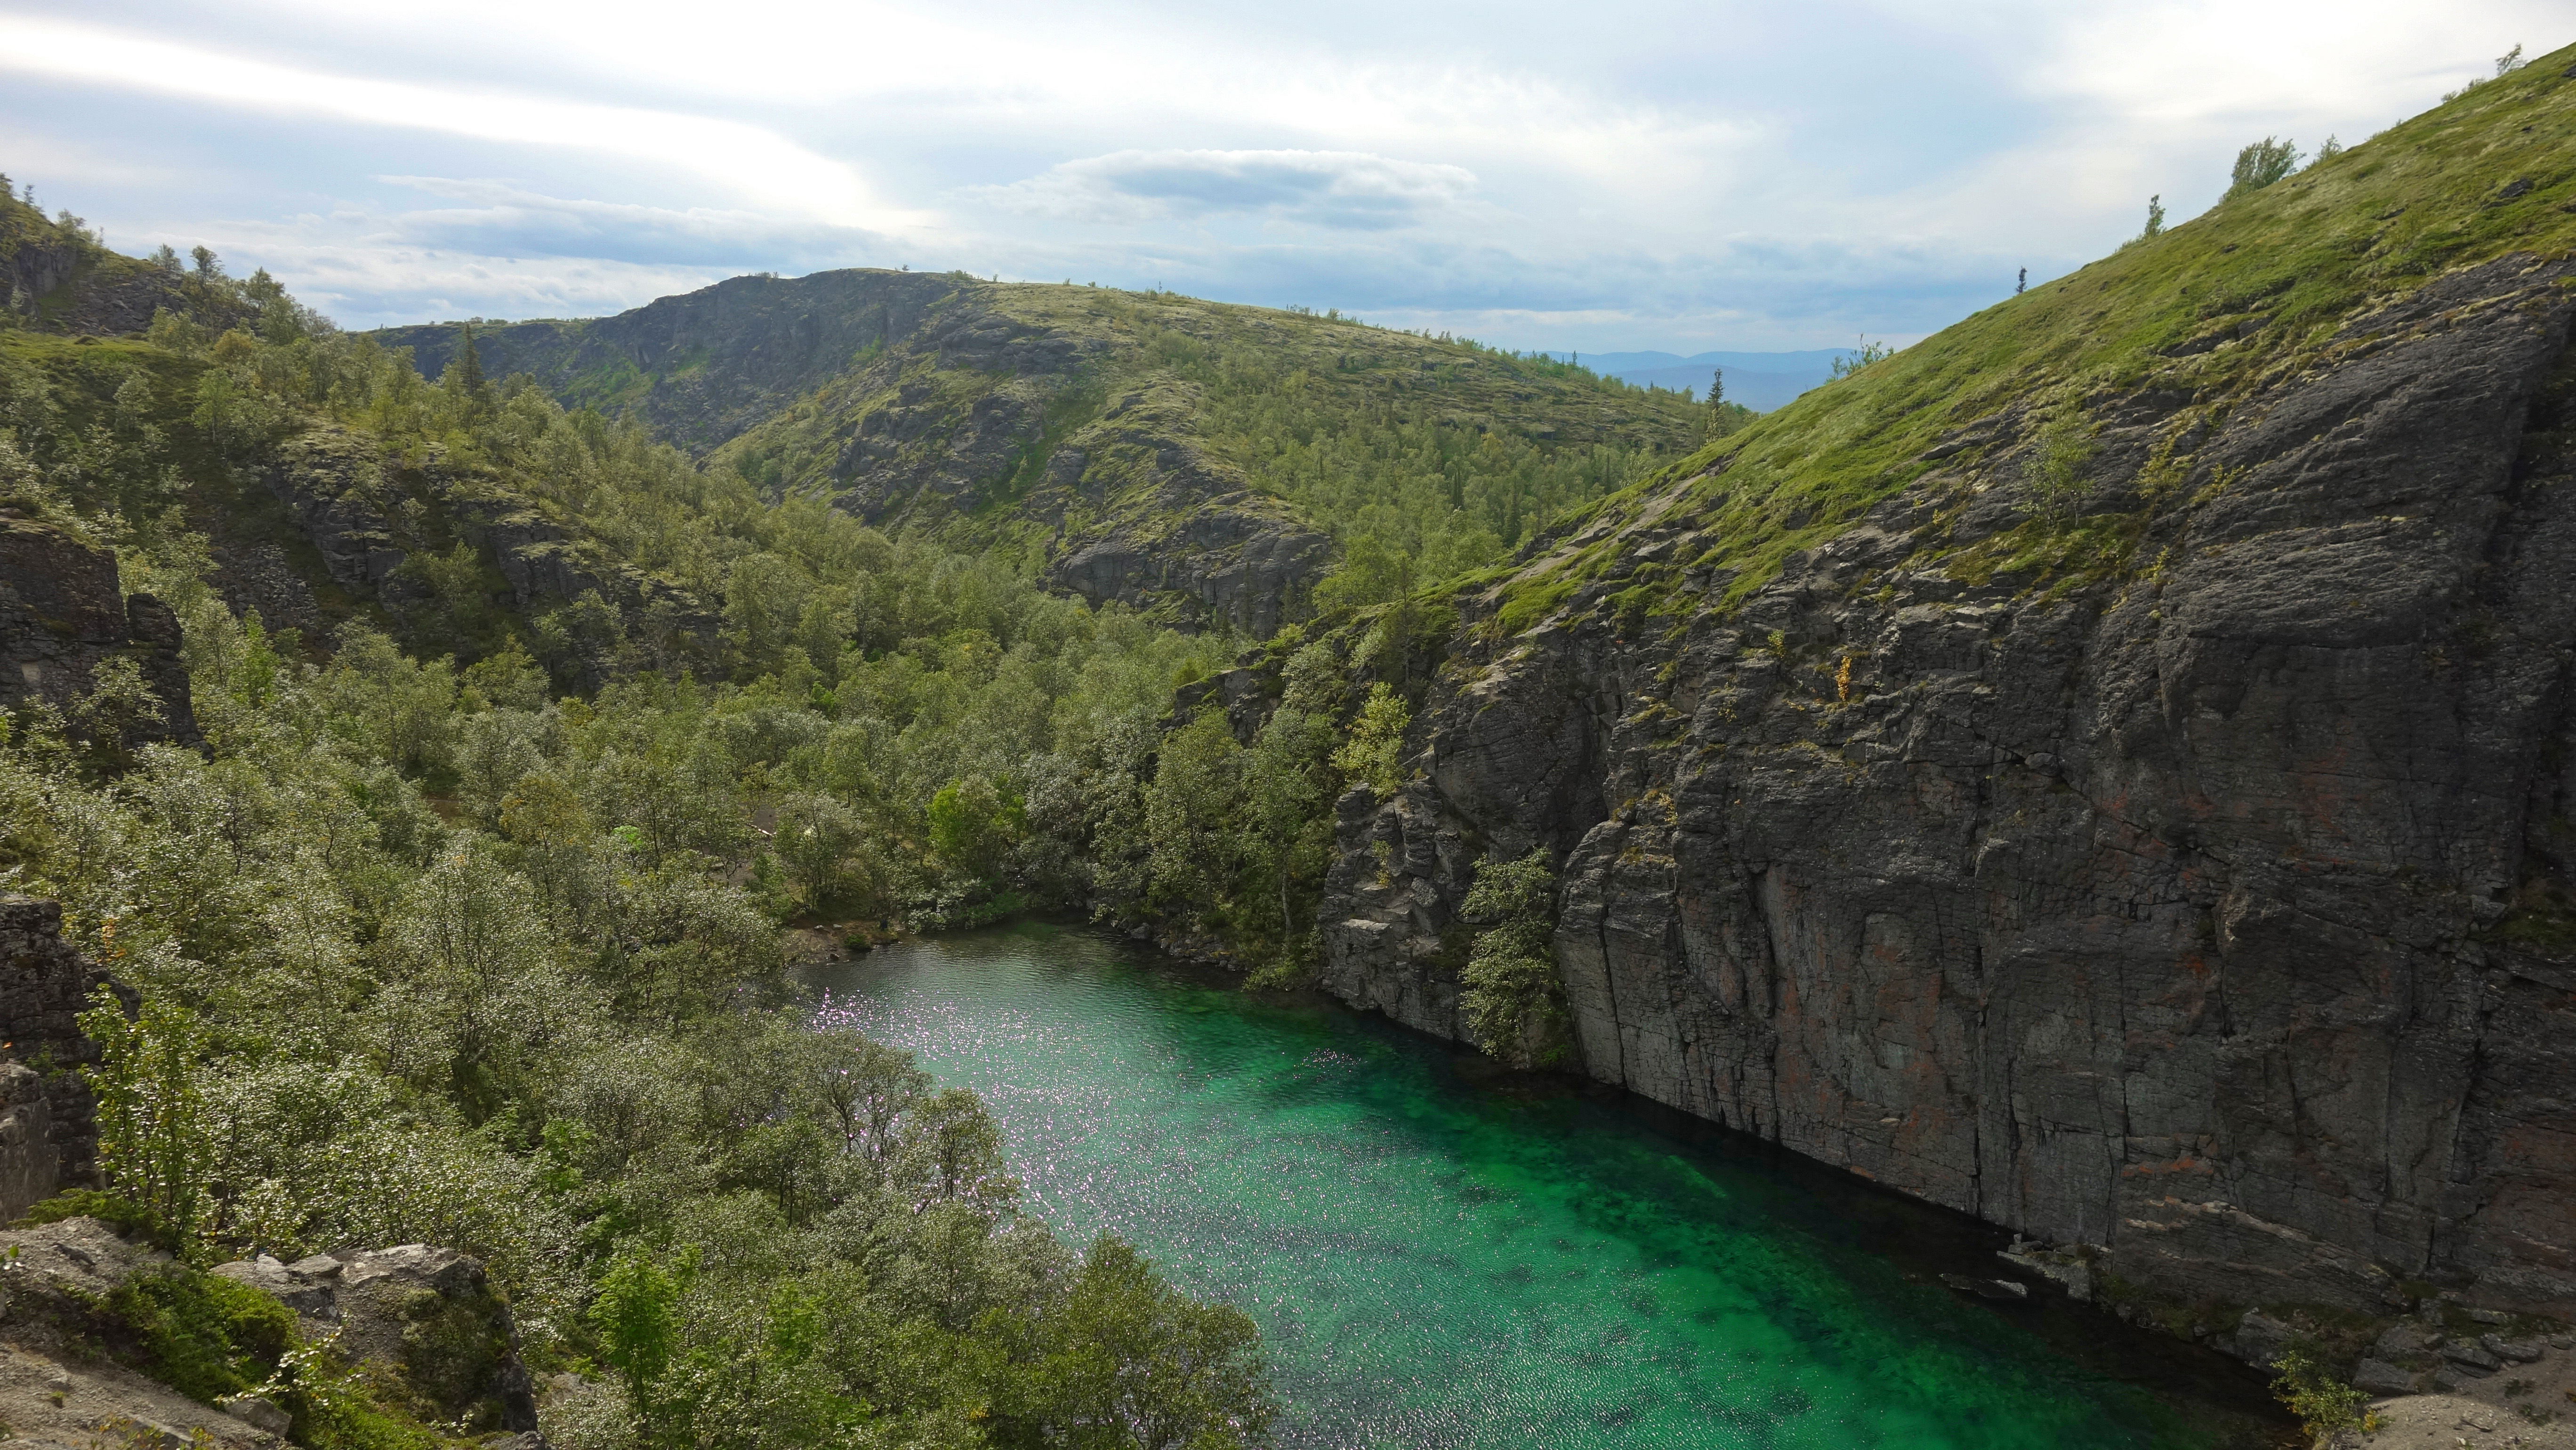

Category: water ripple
[809, 926, 2278, 1450]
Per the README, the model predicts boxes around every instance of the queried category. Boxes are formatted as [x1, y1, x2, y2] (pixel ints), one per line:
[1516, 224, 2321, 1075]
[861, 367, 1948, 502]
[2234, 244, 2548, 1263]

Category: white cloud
[3, 0, 2559, 351]
[969, 150, 1479, 231]
[0, 15, 919, 230]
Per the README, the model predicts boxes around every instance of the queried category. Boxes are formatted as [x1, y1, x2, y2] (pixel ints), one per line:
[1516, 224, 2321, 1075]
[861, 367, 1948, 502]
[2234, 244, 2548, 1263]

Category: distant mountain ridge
[376, 274, 1708, 633]
[1552, 348, 1859, 411]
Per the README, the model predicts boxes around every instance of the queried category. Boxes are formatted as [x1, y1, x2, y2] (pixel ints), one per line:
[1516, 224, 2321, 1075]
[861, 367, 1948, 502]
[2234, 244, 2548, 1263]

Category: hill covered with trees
[376, 274, 1741, 634]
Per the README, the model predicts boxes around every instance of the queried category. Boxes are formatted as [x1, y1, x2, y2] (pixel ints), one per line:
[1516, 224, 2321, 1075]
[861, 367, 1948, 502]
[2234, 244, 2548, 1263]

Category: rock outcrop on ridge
[1313, 59, 2576, 1330]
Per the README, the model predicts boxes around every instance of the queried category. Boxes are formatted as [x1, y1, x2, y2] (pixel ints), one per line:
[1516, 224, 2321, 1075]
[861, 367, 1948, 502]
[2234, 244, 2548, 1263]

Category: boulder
[0, 517, 198, 746]
[2439, 1339, 2502, 1372]
[2349, 1357, 2419, 1396]
[2371, 1321, 2435, 1359]
[332, 1243, 539, 1434]
[0, 1215, 174, 1327]
[209, 1254, 338, 1320]
[2479, 1331, 2545, 1362]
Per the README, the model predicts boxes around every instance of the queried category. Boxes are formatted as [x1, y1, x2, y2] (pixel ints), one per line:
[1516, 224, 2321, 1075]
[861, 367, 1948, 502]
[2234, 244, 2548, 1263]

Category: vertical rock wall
[0, 515, 198, 745]
[0, 896, 129, 1220]
[1319, 253, 2576, 1318]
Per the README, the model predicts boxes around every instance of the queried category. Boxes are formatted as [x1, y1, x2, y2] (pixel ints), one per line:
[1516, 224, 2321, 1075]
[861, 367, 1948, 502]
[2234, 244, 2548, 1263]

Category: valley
[0, 34, 2570, 1450]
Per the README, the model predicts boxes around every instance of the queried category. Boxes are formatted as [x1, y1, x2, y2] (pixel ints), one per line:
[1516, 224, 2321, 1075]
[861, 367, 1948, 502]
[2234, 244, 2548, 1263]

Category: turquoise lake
[809, 924, 2289, 1450]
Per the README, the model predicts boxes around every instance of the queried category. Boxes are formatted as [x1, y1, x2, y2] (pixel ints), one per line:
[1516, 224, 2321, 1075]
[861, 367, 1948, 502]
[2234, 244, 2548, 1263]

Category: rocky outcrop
[213, 1244, 539, 1434]
[1316, 251, 2576, 1322]
[0, 1219, 284, 1448]
[255, 424, 718, 668]
[255, 428, 411, 604]
[3, 240, 194, 338]
[0, 515, 198, 745]
[0, 1218, 539, 1446]
[206, 541, 325, 637]
[1, 189, 240, 339]
[1036, 386, 1332, 636]
[0, 896, 134, 1216]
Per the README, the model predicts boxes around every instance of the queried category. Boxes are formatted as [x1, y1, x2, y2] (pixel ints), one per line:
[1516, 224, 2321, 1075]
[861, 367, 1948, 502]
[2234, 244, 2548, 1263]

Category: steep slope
[381, 277, 1709, 633]
[1309, 47, 2576, 1330]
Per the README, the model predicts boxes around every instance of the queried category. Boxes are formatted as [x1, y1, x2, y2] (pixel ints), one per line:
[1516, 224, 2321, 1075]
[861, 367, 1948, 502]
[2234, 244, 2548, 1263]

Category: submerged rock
[1938, 1273, 2030, 1300]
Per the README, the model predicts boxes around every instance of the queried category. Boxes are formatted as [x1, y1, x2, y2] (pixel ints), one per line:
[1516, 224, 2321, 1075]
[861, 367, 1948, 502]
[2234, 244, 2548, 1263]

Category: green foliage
[1027, 1235, 1275, 1450]
[1330, 683, 1410, 800]
[14, 1187, 169, 1243]
[772, 790, 872, 916]
[226, 1331, 429, 1450]
[2267, 1349, 2372, 1445]
[79, 992, 209, 1245]
[1457, 852, 1566, 1069]
[591, 1243, 697, 1422]
[926, 774, 1026, 888]
[692, 282, 1703, 619]
[105, 1267, 296, 1406]
[2025, 409, 2099, 526]
[1481, 42, 2576, 627]
[2225, 137, 2304, 200]
[1827, 338, 1895, 381]
[1309, 534, 1412, 614]
[1144, 713, 1244, 926]
[1242, 704, 1336, 958]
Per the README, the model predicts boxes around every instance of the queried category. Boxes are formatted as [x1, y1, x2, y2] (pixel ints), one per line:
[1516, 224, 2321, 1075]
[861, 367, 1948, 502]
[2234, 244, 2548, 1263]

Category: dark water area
[807, 923, 2294, 1450]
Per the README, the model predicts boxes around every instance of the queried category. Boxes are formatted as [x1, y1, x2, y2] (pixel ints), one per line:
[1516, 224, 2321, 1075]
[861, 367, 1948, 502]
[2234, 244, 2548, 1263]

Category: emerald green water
[810, 925, 2284, 1450]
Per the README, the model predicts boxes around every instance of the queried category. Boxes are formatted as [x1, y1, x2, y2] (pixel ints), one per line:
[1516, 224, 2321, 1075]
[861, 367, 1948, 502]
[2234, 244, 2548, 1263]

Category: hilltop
[378, 276, 1723, 633]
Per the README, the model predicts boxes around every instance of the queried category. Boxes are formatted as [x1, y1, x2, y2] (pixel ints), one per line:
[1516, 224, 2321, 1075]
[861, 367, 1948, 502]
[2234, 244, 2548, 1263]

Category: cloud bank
[972, 150, 1479, 231]
[0, 0, 2556, 346]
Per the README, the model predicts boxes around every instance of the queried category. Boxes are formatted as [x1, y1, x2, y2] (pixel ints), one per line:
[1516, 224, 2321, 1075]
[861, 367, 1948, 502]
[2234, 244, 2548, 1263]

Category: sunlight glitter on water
[809, 924, 2283, 1450]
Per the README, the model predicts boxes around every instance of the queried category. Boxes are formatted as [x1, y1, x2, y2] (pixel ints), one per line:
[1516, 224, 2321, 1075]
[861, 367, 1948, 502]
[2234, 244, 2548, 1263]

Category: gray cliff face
[1031, 385, 1331, 638]
[3, 241, 204, 338]
[1319, 253, 2576, 1317]
[0, 515, 198, 746]
[256, 425, 719, 668]
[0, 896, 133, 1218]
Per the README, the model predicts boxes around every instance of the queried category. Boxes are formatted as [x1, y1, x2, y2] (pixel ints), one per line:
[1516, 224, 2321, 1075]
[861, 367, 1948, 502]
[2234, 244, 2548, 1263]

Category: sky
[0, 2, 2554, 351]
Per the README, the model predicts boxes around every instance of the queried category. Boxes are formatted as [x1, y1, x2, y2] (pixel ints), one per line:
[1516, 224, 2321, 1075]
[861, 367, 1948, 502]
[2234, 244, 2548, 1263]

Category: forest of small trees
[0, 261, 1441, 1447]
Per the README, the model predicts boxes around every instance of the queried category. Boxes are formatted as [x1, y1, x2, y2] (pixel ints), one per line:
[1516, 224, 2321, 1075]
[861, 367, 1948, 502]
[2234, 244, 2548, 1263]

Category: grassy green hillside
[722, 282, 1710, 563]
[1477, 43, 2576, 632]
